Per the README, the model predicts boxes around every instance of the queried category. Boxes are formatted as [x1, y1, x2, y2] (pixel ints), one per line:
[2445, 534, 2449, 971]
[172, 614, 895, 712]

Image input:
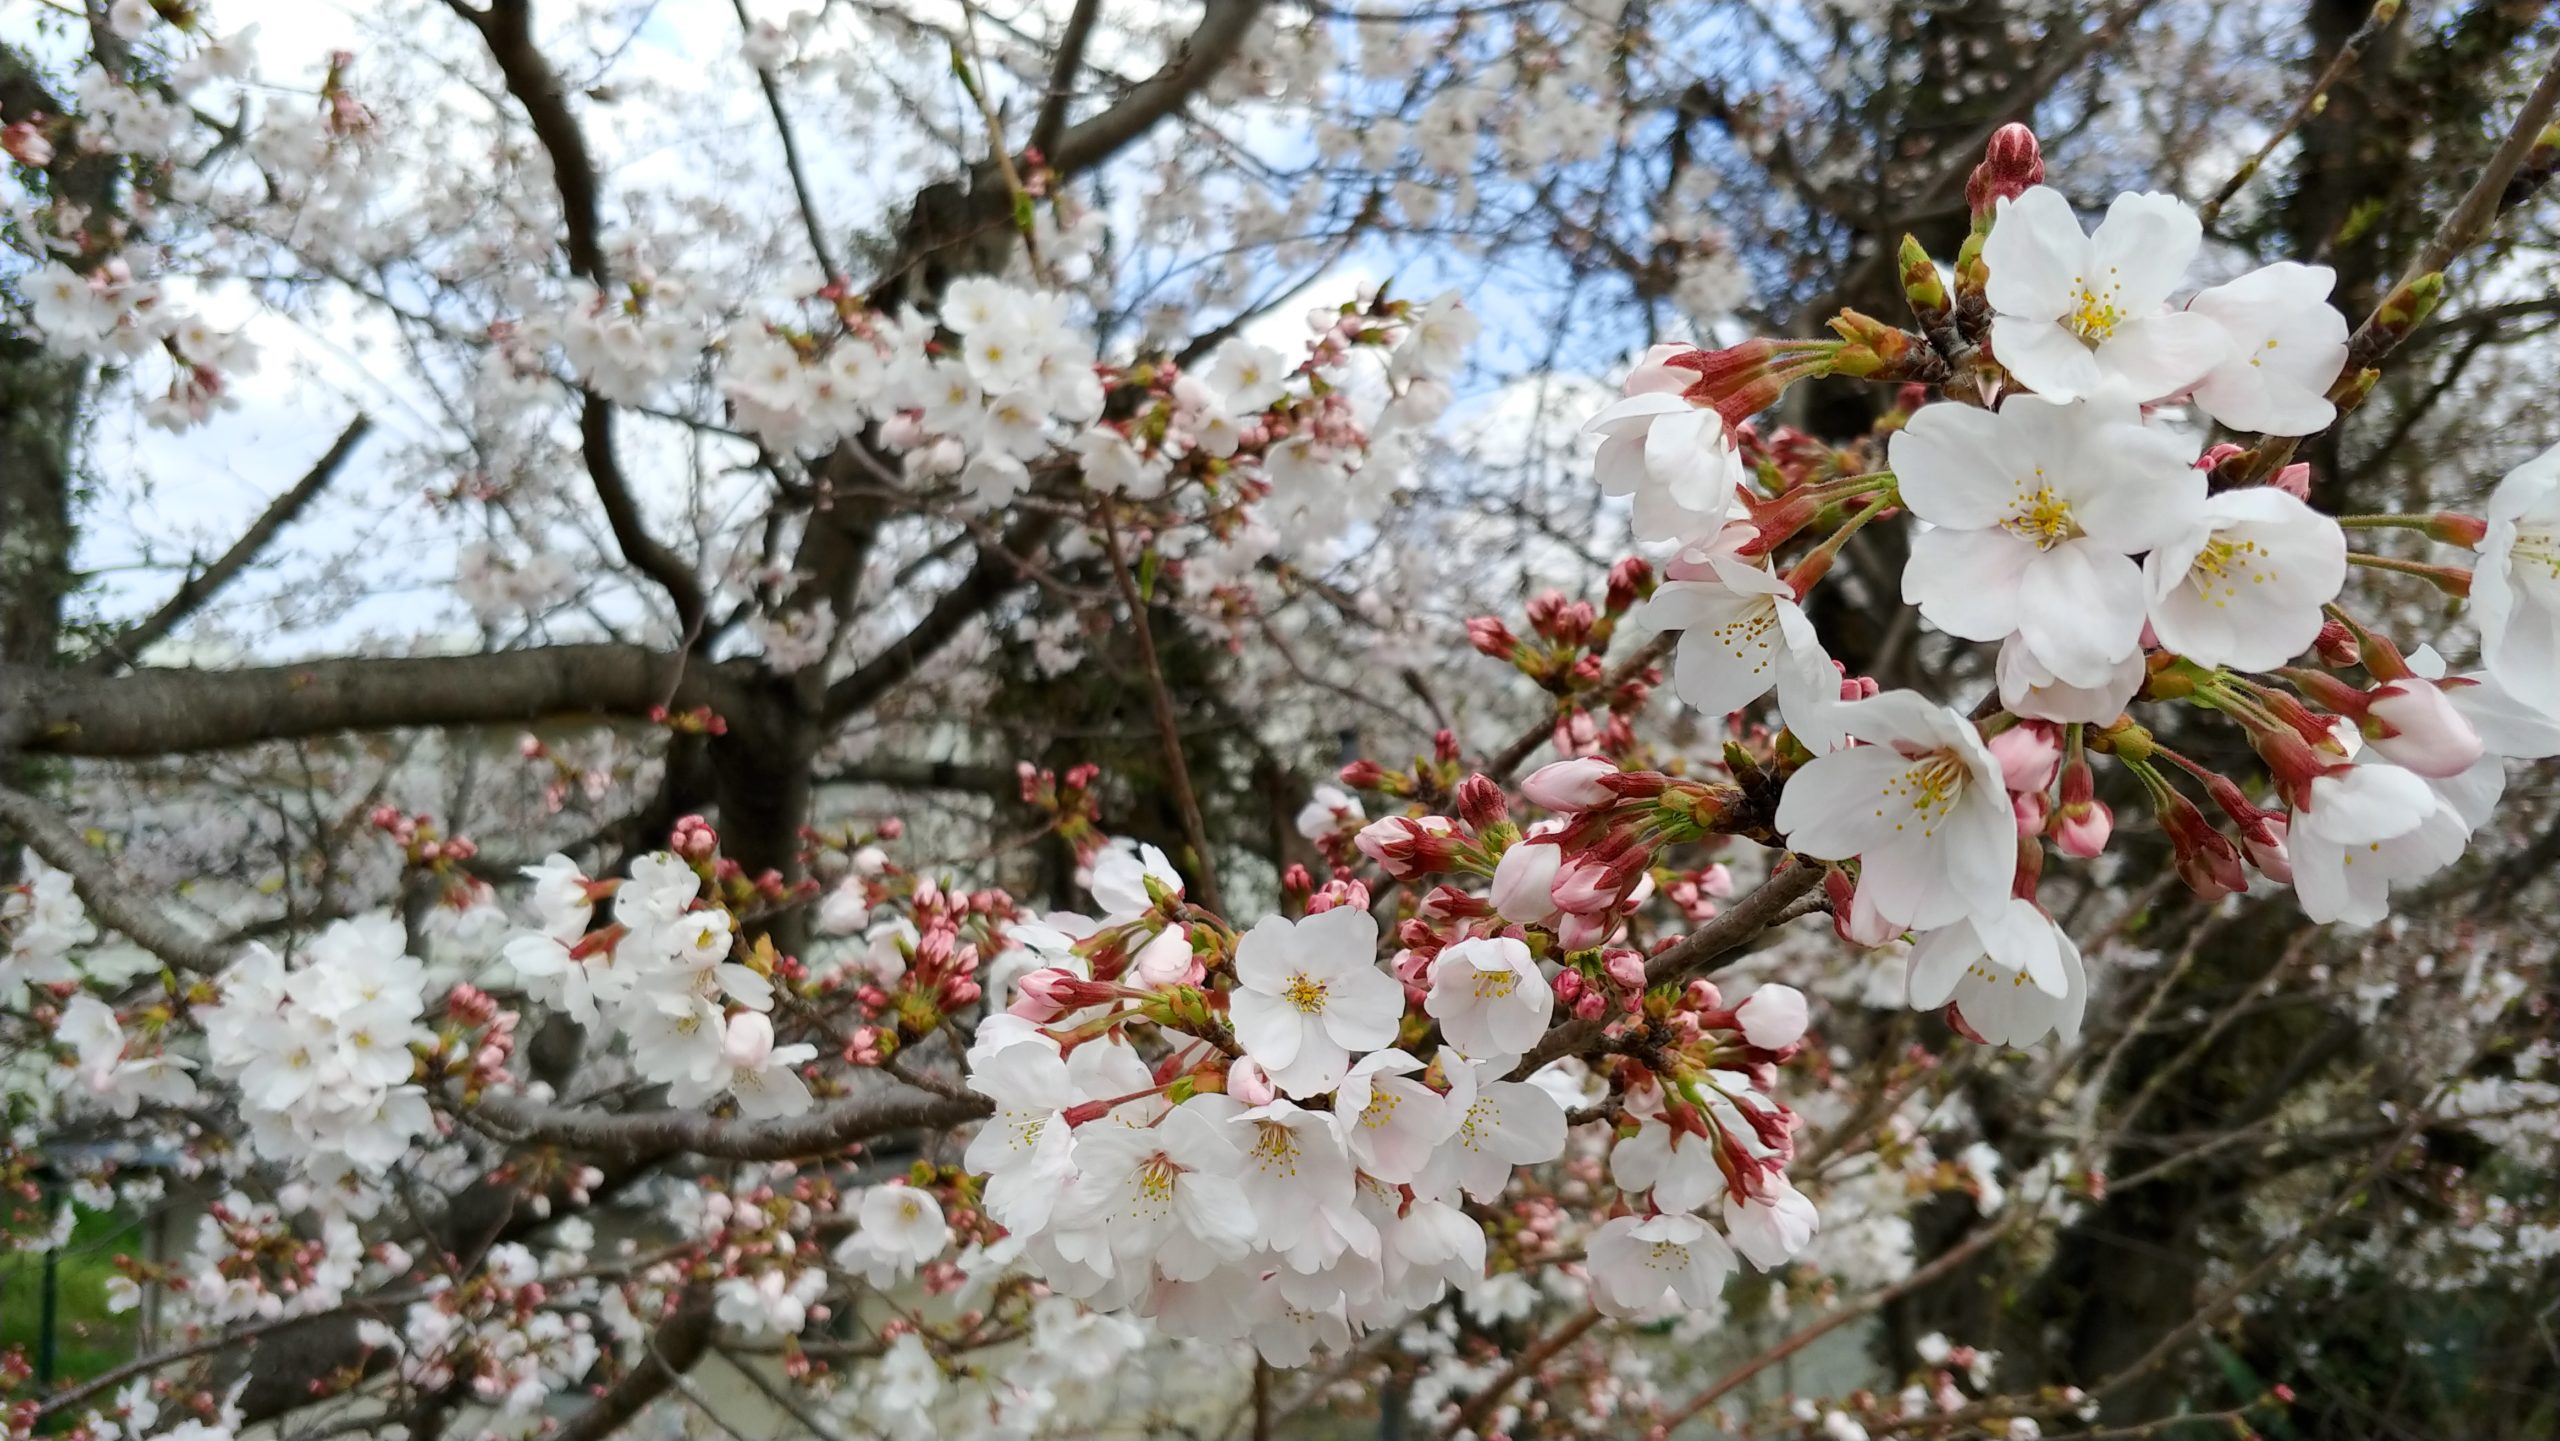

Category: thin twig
[1094, 499, 1226, 914]
[2195, 0, 2402, 228]
[732, 0, 842, 284]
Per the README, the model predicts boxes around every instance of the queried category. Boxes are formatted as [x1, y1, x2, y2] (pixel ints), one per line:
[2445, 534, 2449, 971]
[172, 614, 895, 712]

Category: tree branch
[84, 416, 372, 676]
[446, 0, 605, 281]
[471, 1084, 989, 1161]
[579, 397, 709, 634]
[0, 781, 232, 972]
[731, 0, 841, 283]
[1028, 0, 1106, 161]
[1508, 860, 1822, 1077]
[821, 511, 1058, 722]
[3, 644, 748, 757]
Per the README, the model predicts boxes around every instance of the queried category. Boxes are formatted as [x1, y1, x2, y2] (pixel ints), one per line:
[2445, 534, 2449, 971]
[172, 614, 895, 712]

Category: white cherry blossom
[1894, 393, 2201, 687]
[2144, 486, 2347, 670]
[1981, 186, 2225, 402]
[2184, 261, 2350, 436]
[1586, 1212, 1736, 1318]
[1334, 1049, 1456, 1182]
[1228, 907, 1404, 1096]
[1424, 936, 1554, 1061]
[1584, 392, 1750, 546]
[1416, 1054, 1568, 1202]
[1777, 691, 2016, 931]
[2471, 441, 2560, 713]
[1050, 1096, 1255, 1283]
[1906, 905, 2090, 1047]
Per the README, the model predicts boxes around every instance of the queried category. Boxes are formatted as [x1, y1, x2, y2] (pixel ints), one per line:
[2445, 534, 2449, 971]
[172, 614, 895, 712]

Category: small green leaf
[1137, 546, 1162, 602]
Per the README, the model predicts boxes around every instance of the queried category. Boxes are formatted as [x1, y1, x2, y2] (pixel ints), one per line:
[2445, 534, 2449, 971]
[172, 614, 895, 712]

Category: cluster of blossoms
[396, 1239, 603, 1432]
[1572, 122, 2560, 1050]
[498, 829, 817, 1120]
[711, 273, 1473, 556]
[198, 918, 435, 1183]
[2, 856, 87, 1000]
[953, 798, 1823, 1356]
[19, 255, 260, 434]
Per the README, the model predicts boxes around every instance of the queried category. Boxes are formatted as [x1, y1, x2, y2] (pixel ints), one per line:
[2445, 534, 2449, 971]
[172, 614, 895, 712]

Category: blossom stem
[1784, 487, 1900, 593]
[2344, 551, 2475, 596]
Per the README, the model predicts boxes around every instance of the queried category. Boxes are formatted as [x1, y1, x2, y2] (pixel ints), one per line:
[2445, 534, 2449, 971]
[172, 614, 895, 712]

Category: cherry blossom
[2472, 441, 2560, 712]
[1777, 692, 2017, 930]
[1894, 393, 2201, 687]
[1229, 907, 1405, 1096]
[1587, 1212, 1738, 1318]
[1981, 186, 2225, 402]
[2183, 262, 2351, 435]
[1424, 935, 1555, 1060]
[2143, 486, 2348, 671]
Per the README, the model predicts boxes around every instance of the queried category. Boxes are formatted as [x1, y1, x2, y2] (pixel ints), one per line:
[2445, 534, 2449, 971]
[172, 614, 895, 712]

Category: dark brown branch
[1653, 1217, 2014, 1433]
[821, 511, 1058, 722]
[1508, 860, 1823, 1077]
[84, 416, 372, 676]
[1028, 0, 1106, 160]
[2, 644, 749, 757]
[471, 1085, 989, 1161]
[445, 0, 606, 281]
[579, 398, 709, 634]
[1039, 0, 1263, 177]
[1443, 1307, 1602, 1439]
[1096, 501, 1225, 914]
[445, 1, 707, 632]
[872, 0, 1268, 301]
[731, 0, 840, 283]
[557, 1294, 716, 1441]
[0, 781, 232, 972]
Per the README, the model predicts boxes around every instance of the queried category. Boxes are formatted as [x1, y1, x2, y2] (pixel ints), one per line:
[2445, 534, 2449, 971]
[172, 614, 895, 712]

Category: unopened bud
[1966, 123, 2045, 224]
[1454, 773, 1509, 831]
[1523, 758, 1616, 812]
[1605, 556, 1655, 614]
[2364, 678, 2484, 778]
[1899, 234, 1950, 331]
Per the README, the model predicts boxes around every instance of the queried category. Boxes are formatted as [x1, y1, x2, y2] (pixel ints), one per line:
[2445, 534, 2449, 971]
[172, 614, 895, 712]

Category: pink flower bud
[3, 120, 54, 167]
[1966, 123, 2044, 219]
[1734, 985, 1809, 1050]
[1605, 557, 1654, 614]
[1523, 758, 1617, 811]
[1226, 1058, 1277, 1107]
[1548, 857, 1622, 915]
[2363, 679, 2484, 779]
[1130, 925, 1198, 988]
[2271, 462, 2312, 500]
[1489, 841, 1563, 924]
[1988, 723, 2061, 794]
[1698, 863, 1735, 899]
[1572, 990, 1609, 1020]
[2054, 798, 2113, 859]
[2013, 790, 2051, 836]
[2245, 815, 2293, 882]
[721, 1011, 776, 1069]
[1008, 966, 1081, 1022]
[1455, 773, 1509, 831]
[1601, 949, 1647, 992]
[1552, 968, 1584, 1006]
[1556, 911, 1613, 950]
